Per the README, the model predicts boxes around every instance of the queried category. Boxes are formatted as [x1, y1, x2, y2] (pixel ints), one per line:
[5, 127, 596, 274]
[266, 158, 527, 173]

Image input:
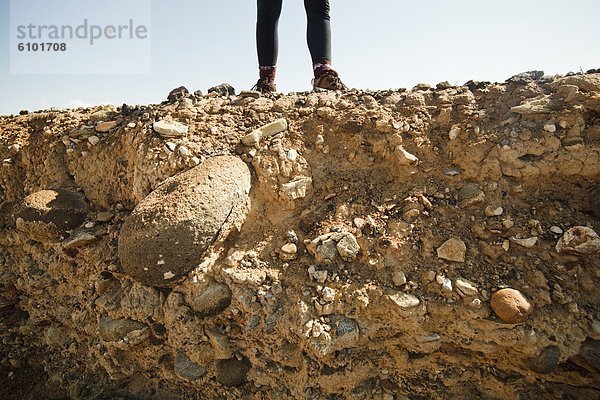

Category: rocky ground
[0, 72, 599, 400]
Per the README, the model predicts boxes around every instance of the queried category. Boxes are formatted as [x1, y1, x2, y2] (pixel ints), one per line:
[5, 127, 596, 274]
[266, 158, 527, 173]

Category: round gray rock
[215, 357, 251, 387]
[118, 156, 251, 287]
[527, 345, 561, 374]
[174, 351, 207, 381]
[190, 282, 232, 318]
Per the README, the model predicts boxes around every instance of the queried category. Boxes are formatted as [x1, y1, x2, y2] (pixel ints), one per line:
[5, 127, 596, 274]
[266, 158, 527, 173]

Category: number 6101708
[17, 42, 67, 51]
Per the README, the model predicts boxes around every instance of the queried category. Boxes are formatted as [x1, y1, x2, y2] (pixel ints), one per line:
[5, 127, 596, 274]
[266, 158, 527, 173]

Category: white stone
[550, 226, 563, 234]
[88, 135, 100, 145]
[280, 176, 312, 200]
[165, 142, 176, 151]
[420, 333, 441, 343]
[321, 287, 336, 302]
[455, 277, 478, 296]
[395, 145, 419, 165]
[153, 120, 189, 138]
[287, 149, 298, 161]
[178, 146, 189, 156]
[163, 271, 175, 280]
[281, 243, 297, 254]
[241, 118, 287, 146]
[308, 266, 328, 283]
[543, 123, 556, 133]
[449, 126, 460, 140]
[485, 206, 504, 217]
[389, 292, 420, 309]
[436, 275, 453, 292]
[510, 236, 538, 248]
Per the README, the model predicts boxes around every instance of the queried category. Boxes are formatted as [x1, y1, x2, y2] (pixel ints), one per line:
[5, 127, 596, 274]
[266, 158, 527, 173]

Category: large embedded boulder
[118, 156, 251, 287]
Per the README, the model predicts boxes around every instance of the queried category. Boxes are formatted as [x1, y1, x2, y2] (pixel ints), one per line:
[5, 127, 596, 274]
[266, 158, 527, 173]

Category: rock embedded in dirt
[118, 155, 251, 287]
[214, 356, 251, 387]
[392, 271, 407, 287]
[88, 135, 100, 145]
[98, 316, 147, 342]
[578, 338, 600, 372]
[279, 243, 298, 260]
[239, 90, 261, 99]
[555, 226, 600, 255]
[153, 120, 189, 138]
[190, 282, 232, 318]
[490, 288, 532, 323]
[241, 118, 288, 146]
[485, 206, 503, 217]
[510, 236, 538, 248]
[174, 351, 207, 381]
[330, 315, 360, 345]
[455, 277, 478, 296]
[96, 211, 114, 222]
[458, 184, 485, 208]
[394, 145, 419, 165]
[95, 121, 117, 133]
[389, 292, 421, 310]
[205, 328, 234, 359]
[307, 231, 360, 264]
[15, 188, 89, 242]
[527, 345, 561, 374]
[63, 229, 97, 249]
[336, 232, 360, 261]
[437, 238, 466, 262]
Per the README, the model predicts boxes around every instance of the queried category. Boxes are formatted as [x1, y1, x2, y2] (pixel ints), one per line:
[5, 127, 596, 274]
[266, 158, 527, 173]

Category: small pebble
[286, 149, 298, 161]
[281, 243, 297, 254]
[485, 206, 504, 217]
[550, 226, 563, 235]
[165, 142, 176, 152]
[178, 146, 189, 156]
[392, 271, 407, 286]
[321, 287, 336, 302]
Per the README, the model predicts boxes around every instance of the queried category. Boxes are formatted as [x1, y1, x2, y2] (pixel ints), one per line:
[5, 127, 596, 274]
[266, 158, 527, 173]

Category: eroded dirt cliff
[0, 72, 599, 399]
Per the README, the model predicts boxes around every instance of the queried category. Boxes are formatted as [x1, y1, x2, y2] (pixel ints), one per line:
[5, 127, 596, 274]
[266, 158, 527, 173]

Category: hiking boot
[252, 77, 276, 93]
[313, 69, 348, 91]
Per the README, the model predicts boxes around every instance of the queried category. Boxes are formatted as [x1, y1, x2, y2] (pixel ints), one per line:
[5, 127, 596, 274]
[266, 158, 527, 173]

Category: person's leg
[256, 0, 283, 90]
[304, 0, 346, 90]
[304, 0, 332, 75]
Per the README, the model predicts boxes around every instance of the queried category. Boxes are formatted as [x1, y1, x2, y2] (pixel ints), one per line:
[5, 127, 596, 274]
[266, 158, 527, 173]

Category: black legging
[256, 0, 331, 66]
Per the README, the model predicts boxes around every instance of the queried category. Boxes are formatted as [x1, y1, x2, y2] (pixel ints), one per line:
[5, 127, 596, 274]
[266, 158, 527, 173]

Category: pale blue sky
[1, 0, 599, 115]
